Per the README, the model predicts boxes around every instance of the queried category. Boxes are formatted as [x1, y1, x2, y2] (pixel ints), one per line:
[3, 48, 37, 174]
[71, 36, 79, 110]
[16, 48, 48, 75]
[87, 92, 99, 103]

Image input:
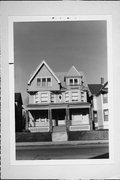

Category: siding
[28, 64, 60, 91]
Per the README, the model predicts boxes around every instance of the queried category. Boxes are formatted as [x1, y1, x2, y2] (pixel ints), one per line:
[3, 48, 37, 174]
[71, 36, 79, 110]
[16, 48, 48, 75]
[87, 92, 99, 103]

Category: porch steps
[53, 126, 66, 132]
[52, 126, 68, 142]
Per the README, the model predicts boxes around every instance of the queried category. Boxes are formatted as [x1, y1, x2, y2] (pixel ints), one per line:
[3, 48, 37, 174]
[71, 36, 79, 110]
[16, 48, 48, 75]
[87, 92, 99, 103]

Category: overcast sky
[14, 21, 107, 105]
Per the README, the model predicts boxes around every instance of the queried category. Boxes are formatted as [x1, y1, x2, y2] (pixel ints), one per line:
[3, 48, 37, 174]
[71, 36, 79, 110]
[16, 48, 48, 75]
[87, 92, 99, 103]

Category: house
[26, 60, 92, 136]
[88, 79, 108, 130]
[15, 93, 24, 132]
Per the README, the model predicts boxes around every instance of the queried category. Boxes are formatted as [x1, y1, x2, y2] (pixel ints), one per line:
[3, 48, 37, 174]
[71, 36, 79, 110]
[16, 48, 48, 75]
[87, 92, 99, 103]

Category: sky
[14, 21, 107, 105]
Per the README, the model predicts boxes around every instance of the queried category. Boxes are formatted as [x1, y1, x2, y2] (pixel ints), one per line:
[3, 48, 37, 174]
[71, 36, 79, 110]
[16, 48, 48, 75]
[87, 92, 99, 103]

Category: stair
[53, 126, 66, 132]
[52, 126, 68, 142]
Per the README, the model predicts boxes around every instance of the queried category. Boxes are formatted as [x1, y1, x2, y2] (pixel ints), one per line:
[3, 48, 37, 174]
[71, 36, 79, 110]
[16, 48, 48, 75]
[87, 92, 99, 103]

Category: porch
[27, 102, 91, 133]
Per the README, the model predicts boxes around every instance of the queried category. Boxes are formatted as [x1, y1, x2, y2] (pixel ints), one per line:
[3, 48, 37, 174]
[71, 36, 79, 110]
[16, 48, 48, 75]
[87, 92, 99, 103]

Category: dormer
[65, 66, 82, 87]
[27, 60, 61, 92]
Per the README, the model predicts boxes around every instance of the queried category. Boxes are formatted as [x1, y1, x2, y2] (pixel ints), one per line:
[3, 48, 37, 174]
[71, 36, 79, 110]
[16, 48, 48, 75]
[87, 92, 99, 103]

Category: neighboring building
[26, 60, 92, 133]
[15, 93, 25, 132]
[88, 79, 108, 130]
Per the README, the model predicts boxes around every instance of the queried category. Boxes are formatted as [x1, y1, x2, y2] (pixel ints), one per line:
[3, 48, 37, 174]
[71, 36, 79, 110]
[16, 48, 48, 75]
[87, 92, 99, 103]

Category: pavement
[16, 140, 109, 160]
[16, 139, 108, 150]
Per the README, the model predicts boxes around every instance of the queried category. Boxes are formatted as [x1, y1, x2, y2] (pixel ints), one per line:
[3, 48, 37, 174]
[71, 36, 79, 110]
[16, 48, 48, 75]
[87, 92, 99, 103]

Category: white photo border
[8, 15, 113, 165]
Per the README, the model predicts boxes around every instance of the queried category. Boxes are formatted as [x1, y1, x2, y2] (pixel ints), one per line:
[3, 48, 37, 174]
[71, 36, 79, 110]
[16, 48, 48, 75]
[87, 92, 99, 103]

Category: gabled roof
[15, 93, 23, 105]
[55, 72, 67, 88]
[55, 71, 89, 90]
[88, 84, 103, 96]
[96, 81, 108, 96]
[28, 60, 60, 85]
[66, 66, 81, 77]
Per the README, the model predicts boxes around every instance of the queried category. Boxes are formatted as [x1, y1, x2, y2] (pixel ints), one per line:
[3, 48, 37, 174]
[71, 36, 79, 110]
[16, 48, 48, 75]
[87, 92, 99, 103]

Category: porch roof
[27, 102, 90, 110]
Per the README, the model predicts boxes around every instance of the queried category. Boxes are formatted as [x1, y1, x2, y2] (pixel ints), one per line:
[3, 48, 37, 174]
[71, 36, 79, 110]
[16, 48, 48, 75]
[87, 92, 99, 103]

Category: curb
[16, 139, 108, 147]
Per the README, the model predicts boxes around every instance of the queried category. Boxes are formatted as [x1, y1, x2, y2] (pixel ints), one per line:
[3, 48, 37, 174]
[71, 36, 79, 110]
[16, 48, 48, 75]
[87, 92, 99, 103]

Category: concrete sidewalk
[16, 139, 108, 148]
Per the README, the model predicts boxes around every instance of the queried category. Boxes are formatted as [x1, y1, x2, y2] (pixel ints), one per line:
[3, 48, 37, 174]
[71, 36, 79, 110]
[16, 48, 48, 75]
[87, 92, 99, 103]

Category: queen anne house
[26, 60, 92, 140]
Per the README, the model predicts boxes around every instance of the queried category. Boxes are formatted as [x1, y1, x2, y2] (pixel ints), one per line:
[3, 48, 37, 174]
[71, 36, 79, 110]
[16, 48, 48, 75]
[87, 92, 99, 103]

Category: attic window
[37, 77, 52, 87]
[69, 78, 79, 86]
[37, 78, 41, 86]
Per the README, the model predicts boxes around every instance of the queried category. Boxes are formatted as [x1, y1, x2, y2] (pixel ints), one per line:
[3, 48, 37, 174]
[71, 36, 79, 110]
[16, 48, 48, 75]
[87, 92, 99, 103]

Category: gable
[66, 66, 81, 77]
[27, 61, 60, 91]
[28, 61, 60, 85]
[88, 84, 103, 96]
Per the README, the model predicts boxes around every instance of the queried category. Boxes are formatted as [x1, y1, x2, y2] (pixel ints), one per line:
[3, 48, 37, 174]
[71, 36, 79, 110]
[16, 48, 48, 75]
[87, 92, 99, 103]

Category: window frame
[103, 93, 108, 103]
[71, 91, 79, 101]
[36, 77, 52, 87]
[69, 78, 79, 86]
[103, 109, 109, 121]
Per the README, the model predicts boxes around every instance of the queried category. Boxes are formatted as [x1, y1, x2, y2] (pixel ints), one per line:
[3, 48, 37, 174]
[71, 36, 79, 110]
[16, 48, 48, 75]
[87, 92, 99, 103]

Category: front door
[52, 109, 66, 127]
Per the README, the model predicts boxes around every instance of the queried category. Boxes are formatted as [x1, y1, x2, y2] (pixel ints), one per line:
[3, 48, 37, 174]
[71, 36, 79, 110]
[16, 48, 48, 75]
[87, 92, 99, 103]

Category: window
[81, 91, 85, 102]
[104, 109, 109, 121]
[51, 93, 54, 103]
[42, 78, 46, 86]
[69, 79, 73, 85]
[65, 92, 69, 102]
[35, 93, 39, 103]
[93, 111, 98, 122]
[37, 77, 52, 87]
[47, 78, 51, 86]
[72, 91, 78, 101]
[41, 93, 48, 102]
[103, 93, 108, 103]
[74, 78, 78, 85]
[69, 78, 79, 86]
[37, 78, 41, 86]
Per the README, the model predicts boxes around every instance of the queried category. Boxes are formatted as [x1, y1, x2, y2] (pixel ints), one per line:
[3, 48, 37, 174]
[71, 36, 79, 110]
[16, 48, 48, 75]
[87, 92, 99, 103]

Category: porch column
[48, 108, 52, 132]
[89, 107, 92, 130]
[66, 107, 70, 130]
[25, 110, 29, 131]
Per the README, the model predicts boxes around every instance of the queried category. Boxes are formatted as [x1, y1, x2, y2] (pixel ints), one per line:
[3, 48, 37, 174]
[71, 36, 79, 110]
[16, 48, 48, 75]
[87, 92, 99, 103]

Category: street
[16, 141, 109, 160]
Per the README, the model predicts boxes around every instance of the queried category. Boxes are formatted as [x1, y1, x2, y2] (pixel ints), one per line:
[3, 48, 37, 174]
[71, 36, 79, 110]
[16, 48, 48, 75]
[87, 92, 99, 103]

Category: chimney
[101, 77, 104, 85]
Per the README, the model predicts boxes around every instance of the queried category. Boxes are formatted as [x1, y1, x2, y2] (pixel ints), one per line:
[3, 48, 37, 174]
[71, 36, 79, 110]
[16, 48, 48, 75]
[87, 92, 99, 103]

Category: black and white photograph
[2, 1, 120, 179]
[14, 18, 109, 161]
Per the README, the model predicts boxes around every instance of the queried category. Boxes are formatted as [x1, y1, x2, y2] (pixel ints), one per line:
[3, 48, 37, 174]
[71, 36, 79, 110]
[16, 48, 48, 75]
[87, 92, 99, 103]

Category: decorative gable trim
[28, 60, 60, 85]
[66, 66, 81, 77]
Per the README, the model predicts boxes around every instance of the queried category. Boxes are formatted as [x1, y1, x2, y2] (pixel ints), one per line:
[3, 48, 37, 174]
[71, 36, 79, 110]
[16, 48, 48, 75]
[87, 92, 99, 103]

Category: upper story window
[103, 93, 108, 103]
[104, 109, 109, 121]
[35, 92, 39, 103]
[37, 77, 52, 87]
[69, 78, 79, 86]
[41, 93, 48, 103]
[71, 91, 79, 101]
[65, 91, 69, 102]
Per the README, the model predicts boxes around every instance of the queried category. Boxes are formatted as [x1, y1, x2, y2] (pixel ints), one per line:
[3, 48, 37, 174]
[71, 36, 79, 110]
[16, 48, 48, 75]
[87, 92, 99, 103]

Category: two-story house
[26, 60, 92, 134]
[88, 80, 108, 129]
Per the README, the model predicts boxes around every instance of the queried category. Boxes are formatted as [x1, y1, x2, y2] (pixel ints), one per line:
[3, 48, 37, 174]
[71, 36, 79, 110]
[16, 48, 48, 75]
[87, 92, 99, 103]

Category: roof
[28, 60, 60, 85]
[66, 66, 81, 77]
[88, 84, 103, 96]
[55, 72, 67, 88]
[96, 81, 108, 96]
[15, 93, 23, 105]
[55, 71, 88, 90]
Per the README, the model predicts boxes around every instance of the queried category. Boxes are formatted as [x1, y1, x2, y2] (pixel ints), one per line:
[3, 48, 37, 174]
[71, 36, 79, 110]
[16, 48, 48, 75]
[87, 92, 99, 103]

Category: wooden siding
[28, 64, 60, 91]
[28, 89, 87, 104]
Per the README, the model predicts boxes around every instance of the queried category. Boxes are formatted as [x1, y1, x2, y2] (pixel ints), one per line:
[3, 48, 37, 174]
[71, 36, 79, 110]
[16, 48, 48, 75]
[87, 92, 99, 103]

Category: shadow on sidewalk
[90, 153, 109, 159]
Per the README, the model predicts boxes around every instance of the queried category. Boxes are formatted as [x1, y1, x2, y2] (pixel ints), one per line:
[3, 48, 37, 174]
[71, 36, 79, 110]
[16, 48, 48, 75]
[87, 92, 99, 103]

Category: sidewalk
[16, 139, 108, 149]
